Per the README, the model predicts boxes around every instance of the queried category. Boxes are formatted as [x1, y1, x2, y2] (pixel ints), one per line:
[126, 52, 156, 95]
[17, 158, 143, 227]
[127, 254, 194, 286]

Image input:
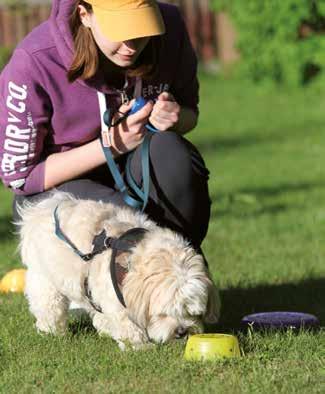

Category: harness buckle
[82, 253, 93, 262]
[104, 237, 114, 248]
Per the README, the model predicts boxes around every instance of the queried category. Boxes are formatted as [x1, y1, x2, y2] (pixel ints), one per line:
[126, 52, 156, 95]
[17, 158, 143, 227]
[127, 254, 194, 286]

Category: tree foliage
[213, 0, 325, 87]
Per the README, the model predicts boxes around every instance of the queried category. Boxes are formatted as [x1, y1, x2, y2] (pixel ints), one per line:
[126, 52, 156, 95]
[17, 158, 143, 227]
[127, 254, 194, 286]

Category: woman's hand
[149, 92, 180, 131]
[110, 99, 153, 154]
[45, 99, 154, 190]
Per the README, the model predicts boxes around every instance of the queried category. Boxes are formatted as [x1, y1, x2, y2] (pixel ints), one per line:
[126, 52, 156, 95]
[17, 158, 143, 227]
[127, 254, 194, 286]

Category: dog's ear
[203, 280, 221, 324]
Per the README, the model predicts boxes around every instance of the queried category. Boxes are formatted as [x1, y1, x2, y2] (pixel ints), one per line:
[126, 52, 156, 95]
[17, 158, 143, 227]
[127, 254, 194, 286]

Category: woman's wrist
[101, 125, 128, 157]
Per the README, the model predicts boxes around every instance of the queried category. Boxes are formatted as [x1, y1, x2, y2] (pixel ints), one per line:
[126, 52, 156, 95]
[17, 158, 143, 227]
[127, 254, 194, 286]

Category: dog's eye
[175, 327, 188, 339]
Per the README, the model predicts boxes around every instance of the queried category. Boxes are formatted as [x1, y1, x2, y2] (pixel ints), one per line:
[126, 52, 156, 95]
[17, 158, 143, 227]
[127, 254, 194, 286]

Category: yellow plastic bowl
[184, 334, 241, 361]
[0, 269, 26, 293]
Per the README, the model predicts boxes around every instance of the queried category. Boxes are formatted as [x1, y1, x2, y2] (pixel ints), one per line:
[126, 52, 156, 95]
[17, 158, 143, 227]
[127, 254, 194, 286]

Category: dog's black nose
[175, 327, 188, 338]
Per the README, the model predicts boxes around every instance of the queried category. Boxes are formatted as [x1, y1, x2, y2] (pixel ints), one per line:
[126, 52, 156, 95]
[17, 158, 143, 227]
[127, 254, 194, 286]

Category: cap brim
[92, 4, 165, 42]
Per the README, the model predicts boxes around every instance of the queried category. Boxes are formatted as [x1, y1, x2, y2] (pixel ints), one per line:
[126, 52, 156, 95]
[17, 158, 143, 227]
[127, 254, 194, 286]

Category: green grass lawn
[0, 74, 324, 393]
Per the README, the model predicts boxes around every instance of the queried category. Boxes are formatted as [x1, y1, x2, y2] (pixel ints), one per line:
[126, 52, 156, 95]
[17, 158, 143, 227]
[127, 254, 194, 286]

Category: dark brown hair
[67, 0, 161, 83]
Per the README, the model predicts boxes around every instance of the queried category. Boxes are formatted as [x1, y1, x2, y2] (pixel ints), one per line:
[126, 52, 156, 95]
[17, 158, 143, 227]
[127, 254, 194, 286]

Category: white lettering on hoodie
[1, 81, 36, 187]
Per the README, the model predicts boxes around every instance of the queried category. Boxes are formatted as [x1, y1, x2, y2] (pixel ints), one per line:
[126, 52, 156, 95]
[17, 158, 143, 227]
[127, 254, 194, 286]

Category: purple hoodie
[0, 0, 199, 195]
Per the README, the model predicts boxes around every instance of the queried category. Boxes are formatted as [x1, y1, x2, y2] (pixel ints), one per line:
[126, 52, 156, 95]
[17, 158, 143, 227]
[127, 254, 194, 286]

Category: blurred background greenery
[213, 0, 325, 88]
[2, 0, 325, 90]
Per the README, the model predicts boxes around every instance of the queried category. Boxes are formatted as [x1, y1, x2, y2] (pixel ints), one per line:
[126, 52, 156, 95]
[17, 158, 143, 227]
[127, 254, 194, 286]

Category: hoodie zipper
[117, 76, 130, 105]
[120, 90, 129, 105]
[117, 76, 143, 105]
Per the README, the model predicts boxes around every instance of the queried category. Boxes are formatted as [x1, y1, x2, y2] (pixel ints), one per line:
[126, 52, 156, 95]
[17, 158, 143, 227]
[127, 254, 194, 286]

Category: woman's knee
[149, 132, 210, 186]
[149, 132, 192, 168]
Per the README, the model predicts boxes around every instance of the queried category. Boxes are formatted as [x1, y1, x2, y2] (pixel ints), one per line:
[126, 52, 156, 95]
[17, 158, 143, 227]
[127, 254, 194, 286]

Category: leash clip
[104, 237, 115, 248]
[82, 253, 93, 262]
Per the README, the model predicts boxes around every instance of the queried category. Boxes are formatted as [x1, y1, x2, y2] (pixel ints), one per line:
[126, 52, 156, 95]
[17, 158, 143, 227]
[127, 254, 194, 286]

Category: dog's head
[122, 229, 220, 344]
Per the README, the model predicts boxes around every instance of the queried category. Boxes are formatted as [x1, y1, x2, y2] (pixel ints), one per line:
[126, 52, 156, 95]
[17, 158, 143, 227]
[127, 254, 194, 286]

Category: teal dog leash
[100, 97, 159, 212]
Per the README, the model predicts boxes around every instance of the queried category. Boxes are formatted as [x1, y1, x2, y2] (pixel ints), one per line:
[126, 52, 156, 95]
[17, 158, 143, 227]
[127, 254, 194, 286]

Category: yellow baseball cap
[85, 0, 166, 42]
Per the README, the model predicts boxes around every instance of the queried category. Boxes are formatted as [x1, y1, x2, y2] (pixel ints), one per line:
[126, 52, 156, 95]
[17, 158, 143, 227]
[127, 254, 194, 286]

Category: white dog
[17, 191, 220, 350]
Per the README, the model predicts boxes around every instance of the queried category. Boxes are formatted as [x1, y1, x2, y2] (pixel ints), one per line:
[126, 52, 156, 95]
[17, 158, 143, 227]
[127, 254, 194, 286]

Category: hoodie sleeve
[0, 48, 51, 195]
[170, 9, 199, 115]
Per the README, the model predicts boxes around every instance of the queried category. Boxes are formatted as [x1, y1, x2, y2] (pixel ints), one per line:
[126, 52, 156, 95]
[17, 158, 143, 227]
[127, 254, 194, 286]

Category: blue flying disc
[241, 312, 320, 330]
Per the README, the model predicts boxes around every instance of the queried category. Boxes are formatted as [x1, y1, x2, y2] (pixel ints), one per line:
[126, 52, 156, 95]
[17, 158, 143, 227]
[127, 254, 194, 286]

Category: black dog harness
[54, 205, 148, 312]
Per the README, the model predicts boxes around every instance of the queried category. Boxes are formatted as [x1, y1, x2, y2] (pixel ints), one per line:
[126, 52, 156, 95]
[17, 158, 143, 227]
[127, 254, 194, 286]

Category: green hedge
[213, 0, 325, 87]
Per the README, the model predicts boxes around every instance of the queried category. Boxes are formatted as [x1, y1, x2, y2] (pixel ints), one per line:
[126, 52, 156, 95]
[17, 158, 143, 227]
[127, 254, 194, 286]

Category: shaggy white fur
[17, 191, 221, 350]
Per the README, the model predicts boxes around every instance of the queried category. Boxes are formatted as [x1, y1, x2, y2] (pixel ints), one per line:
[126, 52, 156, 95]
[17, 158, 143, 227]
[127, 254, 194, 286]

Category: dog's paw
[121, 320, 147, 345]
[116, 339, 153, 352]
[35, 321, 66, 336]
[92, 312, 148, 349]
[117, 340, 127, 351]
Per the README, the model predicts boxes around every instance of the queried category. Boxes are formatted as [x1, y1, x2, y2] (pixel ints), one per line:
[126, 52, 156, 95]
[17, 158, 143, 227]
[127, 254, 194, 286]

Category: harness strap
[54, 206, 93, 261]
[84, 276, 103, 313]
[54, 206, 148, 310]
[109, 227, 148, 308]
[110, 248, 126, 307]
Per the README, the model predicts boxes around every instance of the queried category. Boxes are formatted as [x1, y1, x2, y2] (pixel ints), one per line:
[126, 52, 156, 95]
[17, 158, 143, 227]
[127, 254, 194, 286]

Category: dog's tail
[15, 190, 75, 228]
[16, 191, 76, 265]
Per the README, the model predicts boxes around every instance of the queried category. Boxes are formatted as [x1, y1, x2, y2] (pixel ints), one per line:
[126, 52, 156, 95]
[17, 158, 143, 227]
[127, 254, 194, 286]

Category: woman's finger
[112, 99, 135, 124]
[154, 100, 177, 112]
[151, 109, 179, 123]
[119, 99, 135, 113]
[149, 115, 173, 131]
[128, 101, 153, 124]
[158, 91, 176, 102]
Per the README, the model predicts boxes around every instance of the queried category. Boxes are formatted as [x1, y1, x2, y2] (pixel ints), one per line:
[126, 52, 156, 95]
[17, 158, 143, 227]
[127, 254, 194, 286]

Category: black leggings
[13, 132, 211, 249]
